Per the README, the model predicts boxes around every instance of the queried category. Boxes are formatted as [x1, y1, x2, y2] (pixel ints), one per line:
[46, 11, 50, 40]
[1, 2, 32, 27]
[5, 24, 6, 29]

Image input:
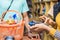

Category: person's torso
[56, 13, 60, 31]
[53, 2, 60, 31]
[0, 0, 23, 21]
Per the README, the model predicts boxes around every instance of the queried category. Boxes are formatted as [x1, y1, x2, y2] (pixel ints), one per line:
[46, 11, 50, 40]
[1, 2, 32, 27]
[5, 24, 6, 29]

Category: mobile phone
[29, 21, 36, 26]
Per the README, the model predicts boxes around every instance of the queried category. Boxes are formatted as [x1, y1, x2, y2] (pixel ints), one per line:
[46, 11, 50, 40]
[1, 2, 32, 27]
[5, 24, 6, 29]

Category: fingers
[44, 18, 50, 23]
[39, 16, 46, 20]
[30, 24, 39, 32]
[28, 33, 33, 39]
[34, 28, 39, 31]
[30, 26, 44, 32]
[39, 15, 48, 22]
[30, 26, 39, 32]
[30, 26, 37, 30]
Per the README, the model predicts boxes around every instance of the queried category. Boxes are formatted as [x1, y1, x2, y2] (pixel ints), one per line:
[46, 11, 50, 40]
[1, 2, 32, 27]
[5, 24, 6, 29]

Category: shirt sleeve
[49, 28, 60, 40]
[21, 0, 29, 13]
[49, 28, 56, 36]
[54, 30, 60, 40]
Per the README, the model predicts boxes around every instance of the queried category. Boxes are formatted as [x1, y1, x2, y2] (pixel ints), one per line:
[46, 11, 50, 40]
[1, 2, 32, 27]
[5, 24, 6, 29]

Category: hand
[30, 23, 50, 32]
[39, 15, 56, 26]
[27, 31, 33, 39]
[26, 25, 33, 39]
[39, 15, 47, 22]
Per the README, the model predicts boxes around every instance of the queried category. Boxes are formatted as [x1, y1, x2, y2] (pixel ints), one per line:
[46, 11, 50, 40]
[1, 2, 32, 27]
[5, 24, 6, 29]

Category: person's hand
[27, 31, 33, 39]
[39, 15, 56, 26]
[30, 23, 50, 32]
[44, 18, 56, 26]
[39, 15, 47, 22]
[26, 25, 33, 39]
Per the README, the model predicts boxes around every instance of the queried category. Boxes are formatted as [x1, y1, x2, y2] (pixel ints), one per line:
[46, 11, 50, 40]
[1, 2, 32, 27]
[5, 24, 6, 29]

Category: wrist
[45, 25, 56, 35]
[49, 28, 56, 36]
[44, 26, 51, 32]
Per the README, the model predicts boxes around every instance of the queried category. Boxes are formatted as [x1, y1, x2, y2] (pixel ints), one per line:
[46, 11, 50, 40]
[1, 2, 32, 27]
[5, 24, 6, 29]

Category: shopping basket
[0, 10, 24, 40]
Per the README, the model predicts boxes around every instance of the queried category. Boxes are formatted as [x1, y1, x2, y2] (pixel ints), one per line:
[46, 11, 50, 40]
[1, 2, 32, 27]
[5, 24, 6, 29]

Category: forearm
[23, 12, 30, 31]
[24, 15, 30, 31]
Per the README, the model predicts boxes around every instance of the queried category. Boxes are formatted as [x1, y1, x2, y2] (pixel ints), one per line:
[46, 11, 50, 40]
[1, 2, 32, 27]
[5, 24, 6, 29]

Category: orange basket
[0, 10, 25, 40]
